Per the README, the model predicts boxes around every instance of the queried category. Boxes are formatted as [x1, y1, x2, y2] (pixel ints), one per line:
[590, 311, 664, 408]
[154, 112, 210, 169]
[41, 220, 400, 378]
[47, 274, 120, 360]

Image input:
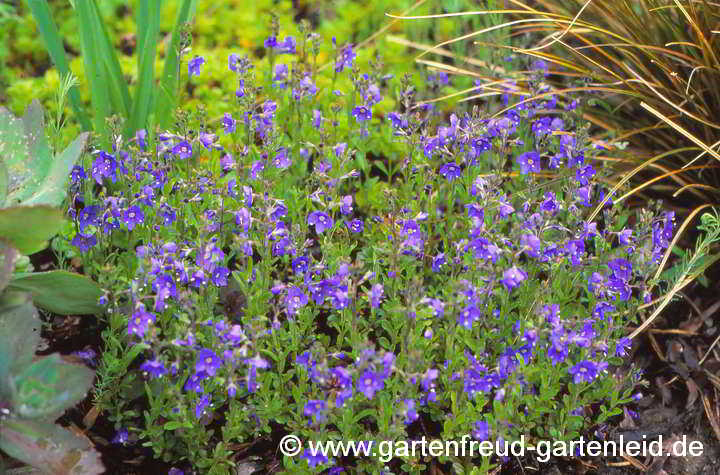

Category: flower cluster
[65, 29, 674, 473]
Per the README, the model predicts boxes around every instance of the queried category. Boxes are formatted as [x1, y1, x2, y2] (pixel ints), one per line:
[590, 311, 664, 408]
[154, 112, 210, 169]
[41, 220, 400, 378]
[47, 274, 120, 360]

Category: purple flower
[569, 360, 608, 384]
[346, 219, 364, 233]
[548, 327, 569, 365]
[211, 266, 229, 286]
[111, 428, 129, 445]
[172, 140, 192, 159]
[228, 53, 239, 71]
[431, 253, 446, 272]
[273, 147, 291, 169]
[357, 371, 384, 399]
[472, 421, 490, 441]
[286, 286, 309, 315]
[195, 394, 211, 419]
[457, 304, 481, 329]
[196, 348, 223, 376]
[351, 105, 372, 122]
[303, 399, 327, 424]
[334, 142, 347, 158]
[70, 165, 86, 183]
[249, 160, 265, 180]
[90, 151, 117, 184]
[273, 63, 289, 87]
[140, 358, 167, 378]
[618, 228, 633, 246]
[608, 258, 633, 282]
[302, 448, 329, 468]
[517, 151, 541, 174]
[71, 232, 97, 252]
[188, 56, 205, 77]
[222, 113, 236, 134]
[335, 43, 356, 72]
[370, 283, 384, 308]
[128, 305, 155, 338]
[135, 129, 147, 149]
[439, 162, 462, 181]
[402, 399, 419, 425]
[159, 204, 177, 226]
[307, 211, 334, 233]
[500, 266, 528, 291]
[616, 337, 632, 357]
[123, 206, 144, 231]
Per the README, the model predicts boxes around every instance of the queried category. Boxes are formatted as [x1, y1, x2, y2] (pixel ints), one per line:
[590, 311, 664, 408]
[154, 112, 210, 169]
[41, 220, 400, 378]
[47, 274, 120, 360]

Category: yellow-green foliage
[2, 0, 493, 155]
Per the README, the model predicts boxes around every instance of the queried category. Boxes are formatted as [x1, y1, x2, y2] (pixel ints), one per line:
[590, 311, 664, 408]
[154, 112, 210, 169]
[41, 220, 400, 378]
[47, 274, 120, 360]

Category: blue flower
[351, 105, 372, 122]
[188, 56, 205, 77]
[308, 211, 334, 233]
[517, 151, 541, 174]
[439, 162, 462, 181]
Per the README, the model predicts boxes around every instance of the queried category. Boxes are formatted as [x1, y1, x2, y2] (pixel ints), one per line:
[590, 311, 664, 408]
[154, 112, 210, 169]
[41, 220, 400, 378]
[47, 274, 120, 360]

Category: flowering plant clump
[62, 22, 678, 474]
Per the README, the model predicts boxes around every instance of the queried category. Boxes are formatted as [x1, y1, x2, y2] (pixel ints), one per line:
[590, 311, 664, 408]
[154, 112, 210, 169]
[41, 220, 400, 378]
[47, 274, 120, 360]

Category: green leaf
[74, 0, 113, 146]
[0, 205, 65, 255]
[0, 292, 41, 400]
[0, 418, 104, 474]
[12, 353, 95, 419]
[24, 0, 92, 131]
[163, 421, 192, 430]
[127, 0, 160, 135]
[155, 0, 197, 129]
[0, 160, 8, 205]
[8, 270, 102, 315]
[22, 99, 53, 183]
[17, 132, 89, 207]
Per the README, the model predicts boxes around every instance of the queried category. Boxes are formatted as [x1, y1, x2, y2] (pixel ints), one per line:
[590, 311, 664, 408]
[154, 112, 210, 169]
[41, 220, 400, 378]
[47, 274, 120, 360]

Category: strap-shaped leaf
[8, 270, 103, 315]
[0, 418, 104, 475]
[155, 0, 198, 129]
[25, 0, 91, 131]
[127, 0, 161, 136]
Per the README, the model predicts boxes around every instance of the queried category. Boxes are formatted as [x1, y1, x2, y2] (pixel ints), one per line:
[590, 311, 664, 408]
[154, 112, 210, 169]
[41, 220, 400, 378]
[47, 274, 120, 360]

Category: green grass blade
[75, 0, 111, 144]
[88, 0, 132, 120]
[25, 0, 91, 132]
[155, 0, 197, 129]
[127, 0, 161, 136]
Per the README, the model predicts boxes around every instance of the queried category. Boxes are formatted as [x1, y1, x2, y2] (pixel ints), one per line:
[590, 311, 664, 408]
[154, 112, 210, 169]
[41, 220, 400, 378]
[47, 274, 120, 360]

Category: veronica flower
[188, 56, 205, 77]
[272, 147, 291, 169]
[439, 162, 462, 181]
[172, 140, 192, 160]
[369, 283, 384, 308]
[128, 304, 155, 338]
[334, 143, 347, 158]
[351, 105, 372, 122]
[501, 266, 528, 291]
[304, 400, 327, 424]
[517, 151, 541, 174]
[273, 63, 289, 88]
[140, 358, 167, 379]
[307, 211, 334, 233]
[195, 394, 211, 419]
[357, 371, 384, 399]
[222, 113, 236, 134]
[196, 348, 223, 376]
[568, 360, 608, 384]
[346, 219, 364, 233]
[123, 206, 144, 230]
[91, 151, 118, 184]
[335, 43, 356, 72]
